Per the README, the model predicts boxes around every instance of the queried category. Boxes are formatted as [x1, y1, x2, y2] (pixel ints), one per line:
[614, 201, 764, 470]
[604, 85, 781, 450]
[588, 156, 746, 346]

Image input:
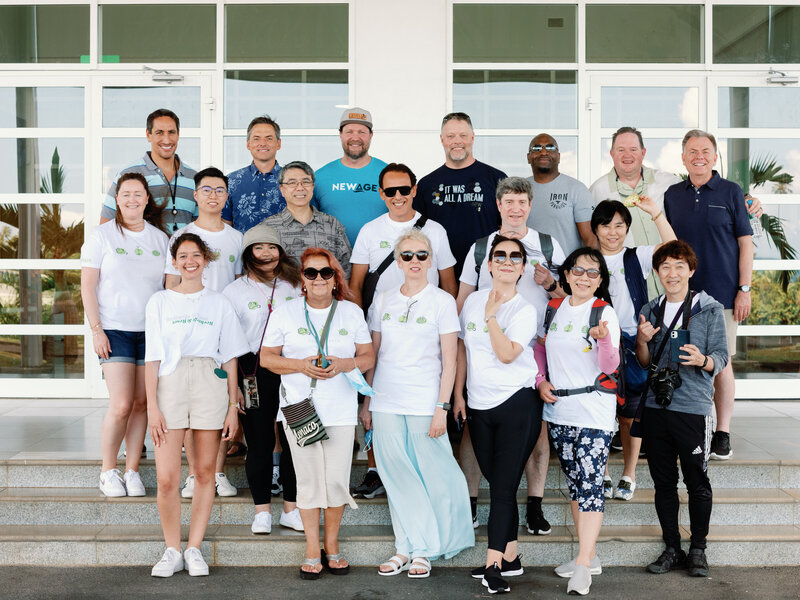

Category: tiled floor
[0, 399, 798, 461]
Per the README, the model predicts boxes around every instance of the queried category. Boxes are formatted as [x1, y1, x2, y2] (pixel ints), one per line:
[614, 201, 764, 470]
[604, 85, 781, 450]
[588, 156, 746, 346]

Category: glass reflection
[101, 138, 200, 193]
[752, 206, 800, 260]
[224, 71, 347, 130]
[453, 70, 577, 129]
[600, 87, 698, 128]
[102, 87, 201, 128]
[718, 87, 800, 129]
[472, 136, 578, 180]
[0, 335, 84, 378]
[223, 136, 341, 175]
[747, 271, 800, 326]
[714, 5, 800, 64]
[0, 87, 84, 128]
[0, 140, 84, 194]
[0, 5, 89, 64]
[0, 270, 83, 325]
[0, 203, 83, 260]
[732, 335, 800, 375]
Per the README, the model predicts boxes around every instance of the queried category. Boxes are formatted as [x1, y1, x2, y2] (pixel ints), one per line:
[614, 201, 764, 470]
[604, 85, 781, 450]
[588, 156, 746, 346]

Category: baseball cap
[243, 223, 282, 251]
[339, 107, 373, 131]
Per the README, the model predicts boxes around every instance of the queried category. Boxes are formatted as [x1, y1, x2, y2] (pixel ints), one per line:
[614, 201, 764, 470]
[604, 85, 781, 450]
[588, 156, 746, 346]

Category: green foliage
[748, 272, 800, 326]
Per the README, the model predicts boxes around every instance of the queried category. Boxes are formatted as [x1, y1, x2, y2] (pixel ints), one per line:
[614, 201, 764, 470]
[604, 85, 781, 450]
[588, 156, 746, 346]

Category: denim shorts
[99, 330, 146, 366]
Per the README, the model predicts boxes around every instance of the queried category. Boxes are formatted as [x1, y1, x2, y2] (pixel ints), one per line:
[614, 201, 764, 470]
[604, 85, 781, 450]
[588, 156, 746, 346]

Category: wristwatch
[436, 402, 452, 411]
[738, 284, 751, 293]
[545, 279, 558, 293]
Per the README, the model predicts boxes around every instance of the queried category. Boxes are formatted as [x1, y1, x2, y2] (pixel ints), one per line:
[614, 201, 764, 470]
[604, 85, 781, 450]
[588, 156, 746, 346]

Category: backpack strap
[538, 231, 553, 266]
[372, 215, 429, 281]
[622, 247, 648, 317]
[473, 235, 490, 288]
[542, 297, 565, 341]
[589, 298, 609, 330]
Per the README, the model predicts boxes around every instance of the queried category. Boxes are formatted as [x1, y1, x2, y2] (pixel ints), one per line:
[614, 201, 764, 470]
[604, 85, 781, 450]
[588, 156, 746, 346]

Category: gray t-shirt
[526, 173, 594, 254]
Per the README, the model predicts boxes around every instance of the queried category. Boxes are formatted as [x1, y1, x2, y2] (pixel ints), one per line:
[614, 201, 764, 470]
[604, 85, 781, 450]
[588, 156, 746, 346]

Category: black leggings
[469, 387, 542, 552]
[237, 353, 297, 505]
[643, 407, 713, 550]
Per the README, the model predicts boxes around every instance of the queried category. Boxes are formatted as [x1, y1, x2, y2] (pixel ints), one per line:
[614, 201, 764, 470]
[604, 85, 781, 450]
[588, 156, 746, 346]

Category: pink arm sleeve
[597, 335, 620, 373]
[534, 341, 548, 376]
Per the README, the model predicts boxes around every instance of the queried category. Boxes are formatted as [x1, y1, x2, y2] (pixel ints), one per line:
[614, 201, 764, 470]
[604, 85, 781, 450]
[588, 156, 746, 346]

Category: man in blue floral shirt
[223, 115, 285, 233]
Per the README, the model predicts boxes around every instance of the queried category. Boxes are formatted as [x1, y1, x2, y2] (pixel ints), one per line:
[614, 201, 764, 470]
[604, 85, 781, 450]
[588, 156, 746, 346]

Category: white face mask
[342, 367, 377, 397]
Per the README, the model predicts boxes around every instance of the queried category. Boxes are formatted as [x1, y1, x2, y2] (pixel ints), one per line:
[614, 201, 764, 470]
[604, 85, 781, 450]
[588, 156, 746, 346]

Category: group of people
[80, 105, 759, 595]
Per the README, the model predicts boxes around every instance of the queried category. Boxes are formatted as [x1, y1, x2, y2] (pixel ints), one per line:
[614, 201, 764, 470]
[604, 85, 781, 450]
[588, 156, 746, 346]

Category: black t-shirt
[413, 160, 506, 278]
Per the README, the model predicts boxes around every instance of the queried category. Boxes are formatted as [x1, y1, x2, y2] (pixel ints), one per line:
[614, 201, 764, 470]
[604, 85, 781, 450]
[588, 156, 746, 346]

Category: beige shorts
[722, 309, 738, 357]
[284, 423, 358, 511]
[157, 357, 229, 430]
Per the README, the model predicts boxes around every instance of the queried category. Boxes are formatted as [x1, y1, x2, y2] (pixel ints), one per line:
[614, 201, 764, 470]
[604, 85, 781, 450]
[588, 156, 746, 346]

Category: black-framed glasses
[529, 144, 559, 153]
[302, 267, 335, 280]
[491, 250, 524, 265]
[399, 250, 430, 262]
[570, 266, 601, 279]
[197, 186, 227, 197]
[383, 185, 412, 197]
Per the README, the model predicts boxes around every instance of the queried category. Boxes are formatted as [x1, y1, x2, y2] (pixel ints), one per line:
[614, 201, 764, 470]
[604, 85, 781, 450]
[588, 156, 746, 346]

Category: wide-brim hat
[242, 223, 282, 251]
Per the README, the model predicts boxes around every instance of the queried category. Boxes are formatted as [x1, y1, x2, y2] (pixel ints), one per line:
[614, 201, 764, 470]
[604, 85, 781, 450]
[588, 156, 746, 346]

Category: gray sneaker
[567, 564, 592, 595]
[555, 556, 602, 578]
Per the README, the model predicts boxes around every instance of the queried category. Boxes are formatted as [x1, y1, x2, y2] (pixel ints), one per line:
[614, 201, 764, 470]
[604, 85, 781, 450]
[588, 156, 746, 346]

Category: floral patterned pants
[548, 423, 612, 512]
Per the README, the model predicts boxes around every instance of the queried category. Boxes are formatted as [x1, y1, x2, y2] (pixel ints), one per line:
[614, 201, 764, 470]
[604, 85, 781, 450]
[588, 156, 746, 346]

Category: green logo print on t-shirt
[152, 250, 161, 257]
[248, 301, 260, 310]
[115, 248, 127, 255]
[466, 322, 476, 331]
[382, 313, 391, 321]
[134, 248, 143, 256]
[228, 255, 235, 263]
[416, 317, 427, 324]
[338, 328, 348, 336]
[564, 322, 574, 332]
[379, 241, 390, 249]
[297, 327, 310, 335]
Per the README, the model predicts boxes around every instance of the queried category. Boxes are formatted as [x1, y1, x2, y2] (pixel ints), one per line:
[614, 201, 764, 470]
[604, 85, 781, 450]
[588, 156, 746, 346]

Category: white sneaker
[99, 468, 126, 497]
[215, 472, 238, 497]
[602, 476, 614, 500]
[613, 476, 636, 501]
[251, 511, 272, 534]
[151, 547, 184, 577]
[123, 469, 146, 497]
[279, 508, 304, 531]
[181, 474, 195, 499]
[184, 546, 209, 576]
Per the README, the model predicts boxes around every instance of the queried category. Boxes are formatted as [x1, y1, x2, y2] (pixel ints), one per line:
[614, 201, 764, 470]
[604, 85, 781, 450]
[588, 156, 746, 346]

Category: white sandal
[378, 554, 410, 576]
[408, 556, 431, 579]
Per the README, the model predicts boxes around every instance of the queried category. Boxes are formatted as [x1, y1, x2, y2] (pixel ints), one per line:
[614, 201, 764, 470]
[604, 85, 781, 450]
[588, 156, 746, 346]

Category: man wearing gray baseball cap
[312, 107, 388, 247]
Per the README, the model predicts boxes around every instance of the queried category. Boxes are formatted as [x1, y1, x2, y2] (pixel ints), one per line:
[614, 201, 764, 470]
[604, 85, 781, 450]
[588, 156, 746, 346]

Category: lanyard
[160, 156, 179, 232]
[240, 278, 278, 378]
[652, 290, 696, 368]
[305, 298, 333, 360]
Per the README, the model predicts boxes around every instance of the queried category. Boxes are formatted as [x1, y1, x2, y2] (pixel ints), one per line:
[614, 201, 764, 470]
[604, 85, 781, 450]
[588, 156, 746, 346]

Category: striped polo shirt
[101, 152, 198, 235]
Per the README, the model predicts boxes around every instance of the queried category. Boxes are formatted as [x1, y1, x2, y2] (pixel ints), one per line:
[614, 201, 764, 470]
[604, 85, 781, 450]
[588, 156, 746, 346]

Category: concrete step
[3, 457, 799, 489]
[1, 487, 797, 527]
[1, 523, 798, 567]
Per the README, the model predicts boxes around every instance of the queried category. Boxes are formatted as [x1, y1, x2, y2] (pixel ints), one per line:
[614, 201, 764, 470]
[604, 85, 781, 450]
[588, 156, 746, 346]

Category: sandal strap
[382, 555, 407, 569]
[325, 553, 343, 561]
[303, 557, 321, 566]
[410, 557, 431, 568]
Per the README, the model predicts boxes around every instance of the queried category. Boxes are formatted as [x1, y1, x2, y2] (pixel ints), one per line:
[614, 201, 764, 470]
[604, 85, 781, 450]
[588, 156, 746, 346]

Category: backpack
[473, 231, 553, 288]
[620, 247, 650, 395]
[622, 247, 648, 318]
[542, 297, 624, 405]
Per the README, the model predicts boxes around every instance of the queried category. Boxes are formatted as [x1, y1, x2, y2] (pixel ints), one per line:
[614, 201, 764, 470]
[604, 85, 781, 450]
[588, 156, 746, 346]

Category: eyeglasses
[383, 186, 412, 197]
[302, 267, 335, 280]
[399, 250, 430, 262]
[570, 266, 601, 279]
[529, 144, 559, 153]
[281, 179, 314, 188]
[491, 250, 524, 265]
[197, 186, 227, 197]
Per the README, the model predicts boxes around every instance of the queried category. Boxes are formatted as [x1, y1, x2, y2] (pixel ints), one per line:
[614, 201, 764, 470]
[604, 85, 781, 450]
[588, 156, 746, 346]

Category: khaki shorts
[157, 356, 229, 430]
[722, 309, 738, 357]
[284, 423, 358, 511]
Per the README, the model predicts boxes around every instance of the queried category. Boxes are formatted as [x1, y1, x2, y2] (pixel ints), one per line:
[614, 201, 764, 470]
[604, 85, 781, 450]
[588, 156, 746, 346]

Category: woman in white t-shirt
[535, 247, 620, 595]
[145, 232, 249, 578]
[222, 223, 303, 535]
[363, 229, 473, 579]
[454, 236, 542, 595]
[592, 198, 676, 502]
[261, 247, 375, 580]
[80, 172, 168, 498]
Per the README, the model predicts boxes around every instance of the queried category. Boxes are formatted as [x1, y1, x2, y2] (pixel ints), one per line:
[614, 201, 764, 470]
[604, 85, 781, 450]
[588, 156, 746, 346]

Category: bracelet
[485, 315, 497, 323]
[652, 210, 663, 222]
[436, 402, 452, 411]
[229, 401, 239, 407]
[701, 355, 709, 369]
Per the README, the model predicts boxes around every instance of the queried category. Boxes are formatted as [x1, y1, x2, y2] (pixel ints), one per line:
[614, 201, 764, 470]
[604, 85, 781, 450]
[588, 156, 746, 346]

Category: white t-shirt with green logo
[165, 222, 243, 292]
[80, 221, 169, 331]
[367, 284, 460, 416]
[350, 211, 456, 296]
[222, 276, 301, 354]
[459, 289, 538, 410]
[263, 298, 371, 427]
[145, 288, 249, 377]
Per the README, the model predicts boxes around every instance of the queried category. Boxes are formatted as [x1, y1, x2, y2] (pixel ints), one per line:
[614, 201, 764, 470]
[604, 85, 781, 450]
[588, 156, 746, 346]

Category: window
[714, 5, 800, 64]
[0, 5, 89, 63]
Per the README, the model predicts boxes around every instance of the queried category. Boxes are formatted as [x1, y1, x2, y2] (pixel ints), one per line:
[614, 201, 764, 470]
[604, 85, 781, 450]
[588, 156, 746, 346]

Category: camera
[650, 367, 682, 407]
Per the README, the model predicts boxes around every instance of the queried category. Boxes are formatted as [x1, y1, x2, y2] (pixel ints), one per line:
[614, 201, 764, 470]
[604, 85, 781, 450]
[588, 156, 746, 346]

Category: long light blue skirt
[372, 411, 475, 560]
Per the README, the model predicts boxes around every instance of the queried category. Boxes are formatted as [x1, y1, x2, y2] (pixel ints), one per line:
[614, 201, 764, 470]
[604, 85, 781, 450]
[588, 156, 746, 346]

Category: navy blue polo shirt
[664, 171, 752, 308]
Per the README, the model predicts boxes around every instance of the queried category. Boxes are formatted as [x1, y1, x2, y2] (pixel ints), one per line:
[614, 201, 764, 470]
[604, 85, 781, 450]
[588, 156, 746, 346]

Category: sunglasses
[491, 250, 524, 265]
[399, 250, 430, 262]
[529, 144, 558, 153]
[383, 185, 412, 197]
[302, 267, 335, 280]
[570, 266, 601, 279]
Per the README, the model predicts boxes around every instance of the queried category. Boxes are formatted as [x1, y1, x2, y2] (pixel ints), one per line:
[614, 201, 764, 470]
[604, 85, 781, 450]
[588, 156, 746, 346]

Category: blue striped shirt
[102, 152, 198, 235]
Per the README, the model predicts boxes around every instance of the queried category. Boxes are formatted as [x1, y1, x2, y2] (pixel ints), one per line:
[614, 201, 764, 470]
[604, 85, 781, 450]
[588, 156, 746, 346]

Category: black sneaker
[646, 547, 687, 574]
[610, 431, 623, 452]
[471, 497, 479, 529]
[687, 548, 709, 577]
[709, 431, 732, 460]
[481, 562, 510, 594]
[353, 470, 385, 498]
[470, 555, 523, 578]
[526, 508, 552, 535]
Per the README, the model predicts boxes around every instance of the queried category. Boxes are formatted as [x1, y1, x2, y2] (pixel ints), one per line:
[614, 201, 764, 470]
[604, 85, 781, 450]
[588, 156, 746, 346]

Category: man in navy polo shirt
[223, 115, 284, 234]
[664, 129, 754, 461]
